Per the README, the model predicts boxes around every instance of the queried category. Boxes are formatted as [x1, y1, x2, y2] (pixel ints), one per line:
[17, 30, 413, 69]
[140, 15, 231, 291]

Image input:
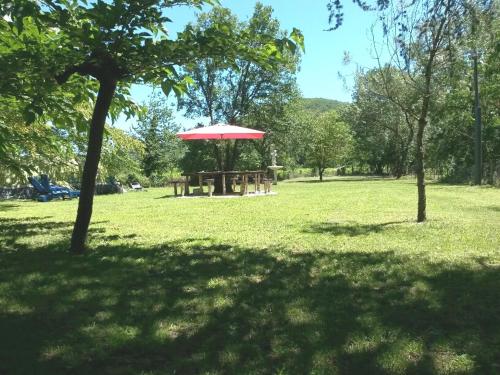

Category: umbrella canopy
[177, 123, 265, 140]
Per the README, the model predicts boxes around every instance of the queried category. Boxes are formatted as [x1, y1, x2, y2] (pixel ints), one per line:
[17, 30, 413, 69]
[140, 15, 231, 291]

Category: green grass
[1, 177, 499, 374]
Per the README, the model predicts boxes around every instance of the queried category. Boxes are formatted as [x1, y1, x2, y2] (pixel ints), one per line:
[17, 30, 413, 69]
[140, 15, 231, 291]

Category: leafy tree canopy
[134, 92, 185, 179]
[178, 3, 302, 190]
[304, 110, 353, 181]
[0, 0, 304, 253]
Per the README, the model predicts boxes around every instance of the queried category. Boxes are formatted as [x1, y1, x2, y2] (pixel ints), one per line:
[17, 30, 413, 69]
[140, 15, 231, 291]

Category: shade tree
[349, 67, 416, 177]
[304, 111, 353, 182]
[363, 0, 495, 221]
[1, 0, 303, 253]
[178, 3, 302, 192]
[133, 92, 185, 180]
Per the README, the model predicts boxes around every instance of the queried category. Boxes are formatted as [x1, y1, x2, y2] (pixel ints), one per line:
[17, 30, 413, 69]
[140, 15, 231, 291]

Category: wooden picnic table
[168, 178, 186, 196]
[182, 170, 269, 196]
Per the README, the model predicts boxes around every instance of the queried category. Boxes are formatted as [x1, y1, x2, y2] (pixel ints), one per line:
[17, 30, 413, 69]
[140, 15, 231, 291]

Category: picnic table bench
[181, 170, 269, 196]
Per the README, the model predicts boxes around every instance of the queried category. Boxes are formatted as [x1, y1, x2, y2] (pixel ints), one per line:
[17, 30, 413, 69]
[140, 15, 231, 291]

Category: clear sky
[116, 1, 382, 131]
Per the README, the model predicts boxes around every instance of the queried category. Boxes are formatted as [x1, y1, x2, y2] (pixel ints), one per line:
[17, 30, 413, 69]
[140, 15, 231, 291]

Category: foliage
[179, 3, 301, 177]
[241, 86, 303, 170]
[326, 0, 389, 30]
[0, 92, 144, 187]
[180, 4, 300, 124]
[304, 111, 353, 181]
[345, 0, 498, 186]
[349, 67, 416, 177]
[0, 0, 303, 252]
[419, 1, 499, 183]
[0, 94, 89, 185]
[99, 126, 144, 183]
[134, 93, 185, 179]
[1, 178, 500, 373]
[180, 136, 219, 174]
[299, 97, 347, 114]
[474, 3, 500, 183]
[368, 0, 497, 221]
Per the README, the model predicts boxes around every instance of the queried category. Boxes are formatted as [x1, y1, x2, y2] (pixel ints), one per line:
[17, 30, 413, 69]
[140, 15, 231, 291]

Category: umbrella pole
[219, 139, 224, 172]
[219, 139, 226, 195]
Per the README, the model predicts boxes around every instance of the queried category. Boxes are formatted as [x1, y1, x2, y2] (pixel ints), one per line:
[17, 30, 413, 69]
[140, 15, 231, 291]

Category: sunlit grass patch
[1, 177, 499, 374]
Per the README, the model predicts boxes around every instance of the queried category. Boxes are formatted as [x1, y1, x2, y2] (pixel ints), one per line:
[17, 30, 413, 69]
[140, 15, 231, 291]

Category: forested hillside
[300, 98, 347, 113]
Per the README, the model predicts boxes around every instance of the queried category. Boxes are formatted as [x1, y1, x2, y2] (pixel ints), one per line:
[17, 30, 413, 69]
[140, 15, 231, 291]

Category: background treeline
[1, 2, 498, 189]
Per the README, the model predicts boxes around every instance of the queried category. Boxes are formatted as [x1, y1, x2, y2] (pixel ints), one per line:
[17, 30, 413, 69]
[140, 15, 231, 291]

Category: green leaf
[290, 28, 305, 52]
[161, 80, 173, 97]
[172, 84, 185, 99]
[23, 109, 36, 124]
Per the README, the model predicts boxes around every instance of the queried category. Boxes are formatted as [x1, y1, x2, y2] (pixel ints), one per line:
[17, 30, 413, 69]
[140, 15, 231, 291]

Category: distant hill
[300, 98, 348, 113]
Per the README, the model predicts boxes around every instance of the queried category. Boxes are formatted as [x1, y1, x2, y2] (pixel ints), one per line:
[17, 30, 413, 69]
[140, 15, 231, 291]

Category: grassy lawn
[1, 177, 499, 374]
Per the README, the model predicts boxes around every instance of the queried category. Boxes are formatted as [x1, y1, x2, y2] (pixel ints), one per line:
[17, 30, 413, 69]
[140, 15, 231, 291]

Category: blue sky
[116, 1, 382, 131]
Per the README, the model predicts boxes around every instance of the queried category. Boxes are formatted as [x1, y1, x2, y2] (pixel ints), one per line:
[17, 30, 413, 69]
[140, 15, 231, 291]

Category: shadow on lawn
[287, 177, 393, 184]
[156, 194, 175, 199]
[1, 217, 499, 374]
[306, 221, 406, 237]
[0, 203, 21, 212]
[0, 217, 110, 252]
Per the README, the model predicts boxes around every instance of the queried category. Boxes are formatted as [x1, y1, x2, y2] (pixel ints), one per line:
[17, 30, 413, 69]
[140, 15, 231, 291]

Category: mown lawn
[1, 177, 499, 374]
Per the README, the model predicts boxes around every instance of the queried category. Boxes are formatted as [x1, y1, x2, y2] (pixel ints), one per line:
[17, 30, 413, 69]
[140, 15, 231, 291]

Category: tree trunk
[415, 62, 434, 223]
[415, 117, 426, 222]
[487, 158, 495, 185]
[399, 126, 414, 179]
[394, 158, 403, 179]
[472, 51, 482, 185]
[393, 123, 403, 178]
[319, 167, 324, 182]
[71, 78, 117, 254]
[213, 140, 240, 194]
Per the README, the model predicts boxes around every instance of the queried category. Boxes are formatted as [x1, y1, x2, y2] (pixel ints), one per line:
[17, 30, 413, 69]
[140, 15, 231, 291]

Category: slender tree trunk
[415, 117, 426, 222]
[487, 159, 494, 185]
[472, 52, 482, 185]
[393, 123, 403, 179]
[415, 61, 434, 223]
[319, 167, 324, 182]
[394, 158, 403, 179]
[71, 78, 117, 254]
[399, 125, 414, 179]
[213, 140, 239, 194]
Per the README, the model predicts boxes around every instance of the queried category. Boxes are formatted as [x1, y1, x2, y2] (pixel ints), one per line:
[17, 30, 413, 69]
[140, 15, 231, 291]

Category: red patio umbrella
[177, 123, 265, 140]
[177, 124, 265, 194]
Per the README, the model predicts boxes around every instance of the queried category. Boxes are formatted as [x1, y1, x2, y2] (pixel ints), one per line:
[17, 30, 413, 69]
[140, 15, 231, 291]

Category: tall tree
[179, 3, 301, 192]
[305, 111, 353, 181]
[475, 2, 499, 184]
[1, 0, 303, 253]
[327, 0, 496, 219]
[134, 93, 185, 179]
[350, 67, 415, 177]
[370, 0, 493, 221]
[242, 87, 303, 171]
[99, 126, 145, 183]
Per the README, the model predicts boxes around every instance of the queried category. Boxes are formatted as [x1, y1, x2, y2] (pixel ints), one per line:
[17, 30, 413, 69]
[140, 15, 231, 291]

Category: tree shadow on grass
[155, 193, 179, 199]
[0, 217, 108, 252]
[305, 221, 407, 237]
[0, 203, 21, 211]
[287, 176, 393, 184]
[0, 217, 499, 374]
